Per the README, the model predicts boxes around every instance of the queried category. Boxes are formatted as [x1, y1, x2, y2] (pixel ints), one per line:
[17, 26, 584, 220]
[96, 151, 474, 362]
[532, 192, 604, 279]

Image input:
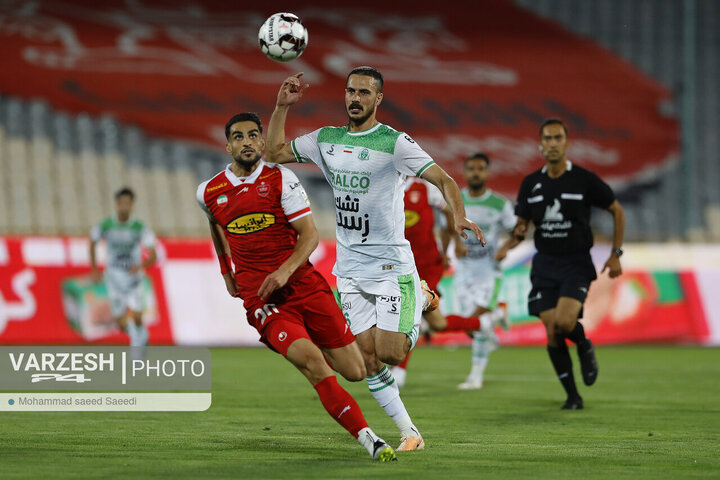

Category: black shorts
[528, 252, 597, 318]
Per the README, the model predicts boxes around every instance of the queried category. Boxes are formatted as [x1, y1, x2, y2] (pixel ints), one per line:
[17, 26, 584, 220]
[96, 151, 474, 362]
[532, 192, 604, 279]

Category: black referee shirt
[515, 161, 615, 255]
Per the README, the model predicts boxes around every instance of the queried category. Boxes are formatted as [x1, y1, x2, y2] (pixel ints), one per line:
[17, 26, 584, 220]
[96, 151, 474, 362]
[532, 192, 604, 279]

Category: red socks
[445, 315, 481, 332]
[313, 376, 368, 438]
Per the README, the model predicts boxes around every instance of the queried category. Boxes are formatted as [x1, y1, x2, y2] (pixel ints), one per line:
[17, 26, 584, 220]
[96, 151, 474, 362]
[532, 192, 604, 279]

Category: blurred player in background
[514, 118, 625, 409]
[266, 68, 485, 451]
[391, 176, 507, 389]
[196, 113, 396, 462]
[454, 153, 517, 390]
[89, 187, 156, 347]
[390, 176, 450, 387]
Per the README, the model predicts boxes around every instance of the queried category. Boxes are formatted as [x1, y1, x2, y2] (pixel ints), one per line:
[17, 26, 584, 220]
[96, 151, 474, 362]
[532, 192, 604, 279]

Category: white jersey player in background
[455, 153, 518, 389]
[90, 187, 156, 347]
[266, 67, 484, 452]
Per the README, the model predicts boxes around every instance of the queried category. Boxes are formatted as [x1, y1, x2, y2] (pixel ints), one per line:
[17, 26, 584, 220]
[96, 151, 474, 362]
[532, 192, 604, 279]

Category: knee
[542, 319, 555, 337]
[375, 346, 407, 367]
[339, 362, 366, 382]
[306, 362, 331, 385]
[295, 352, 331, 384]
[555, 315, 576, 334]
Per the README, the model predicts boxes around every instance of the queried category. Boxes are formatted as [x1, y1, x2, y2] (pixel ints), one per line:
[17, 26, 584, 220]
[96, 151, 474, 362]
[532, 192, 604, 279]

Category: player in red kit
[196, 113, 396, 462]
[404, 177, 449, 297]
[392, 178, 502, 388]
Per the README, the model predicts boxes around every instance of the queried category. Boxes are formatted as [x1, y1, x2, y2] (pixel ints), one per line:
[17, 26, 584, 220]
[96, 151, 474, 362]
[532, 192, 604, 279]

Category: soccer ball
[258, 13, 308, 62]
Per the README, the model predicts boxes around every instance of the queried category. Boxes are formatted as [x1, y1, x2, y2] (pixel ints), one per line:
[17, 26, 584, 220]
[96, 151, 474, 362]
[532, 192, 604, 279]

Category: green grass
[2, 346, 719, 479]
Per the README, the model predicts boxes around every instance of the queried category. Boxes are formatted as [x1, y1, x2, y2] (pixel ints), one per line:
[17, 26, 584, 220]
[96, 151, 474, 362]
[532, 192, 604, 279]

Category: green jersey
[292, 123, 436, 279]
[90, 216, 156, 271]
[456, 188, 516, 281]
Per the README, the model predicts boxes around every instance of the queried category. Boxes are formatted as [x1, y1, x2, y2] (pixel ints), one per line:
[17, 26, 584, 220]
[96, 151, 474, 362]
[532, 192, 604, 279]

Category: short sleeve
[426, 181, 446, 209]
[515, 176, 531, 220]
[280, 167, 312, 222]
[90, 223, 103, 242]
[500, 198, 517, 230]
[196, 181, 213, 219]
[393, 133, 435, 178]
[586, 171, 615, 209]
[291, 128, 322, 166]
[141, 225, 156, 249]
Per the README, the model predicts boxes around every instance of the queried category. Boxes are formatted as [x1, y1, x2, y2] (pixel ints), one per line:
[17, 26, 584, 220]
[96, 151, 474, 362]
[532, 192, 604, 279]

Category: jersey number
[254, 304, 280, 325]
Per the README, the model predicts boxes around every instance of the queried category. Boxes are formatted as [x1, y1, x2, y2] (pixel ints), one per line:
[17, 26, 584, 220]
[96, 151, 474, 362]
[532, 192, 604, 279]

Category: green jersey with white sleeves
[455, 188, 516, 282]
[90, 216, 156, 272]
[291, 123, 436, 279]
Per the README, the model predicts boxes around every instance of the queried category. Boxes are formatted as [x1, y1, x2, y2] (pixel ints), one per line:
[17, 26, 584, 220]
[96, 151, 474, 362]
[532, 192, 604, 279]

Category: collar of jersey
[114, 213, 135, 225]
[463, 188, 493, 202]
[345, 122, 383, 136]
[541, 160, 572, 174]
[224, 160, 265, 186]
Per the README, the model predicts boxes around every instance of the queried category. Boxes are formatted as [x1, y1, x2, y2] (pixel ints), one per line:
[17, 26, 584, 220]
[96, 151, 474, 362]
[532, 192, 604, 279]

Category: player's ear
[259, 136, 266, 152]
[225, 142, 232, 154]
[376, 92, 383, 107]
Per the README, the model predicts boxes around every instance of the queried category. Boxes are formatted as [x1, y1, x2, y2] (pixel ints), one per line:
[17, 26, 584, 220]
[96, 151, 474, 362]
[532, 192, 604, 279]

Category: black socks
[547, 339, 580, 399]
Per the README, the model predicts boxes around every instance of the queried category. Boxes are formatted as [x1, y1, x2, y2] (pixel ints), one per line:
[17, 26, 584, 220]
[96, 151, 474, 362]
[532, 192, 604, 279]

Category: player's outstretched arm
[258, 214, 319, 300]
[266, 72, 309, 164]
[440, 205, 467, 260]
[421, 164, 485, 245]
[601, 200, 625, 278]
[207, 219, 237, 297]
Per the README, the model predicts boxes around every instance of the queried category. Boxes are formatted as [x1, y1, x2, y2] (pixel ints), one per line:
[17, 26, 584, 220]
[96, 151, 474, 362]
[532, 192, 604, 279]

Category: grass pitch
[2, 346, 719, 479]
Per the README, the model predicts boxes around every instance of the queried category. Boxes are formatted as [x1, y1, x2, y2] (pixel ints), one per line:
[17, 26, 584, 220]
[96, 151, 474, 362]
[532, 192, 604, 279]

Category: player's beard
[468, 179, 485, 192]
[347, 103, 374, 127]
[233, 151, 262, 170]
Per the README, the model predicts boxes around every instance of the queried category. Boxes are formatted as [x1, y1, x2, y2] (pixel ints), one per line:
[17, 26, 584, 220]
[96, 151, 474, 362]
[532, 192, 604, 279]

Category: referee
[513, 118, 625, 410]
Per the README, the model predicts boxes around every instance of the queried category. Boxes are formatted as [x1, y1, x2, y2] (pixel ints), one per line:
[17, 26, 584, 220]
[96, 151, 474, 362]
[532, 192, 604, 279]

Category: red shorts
[245, 269, 355, 357]
[416, 260, 445, 293]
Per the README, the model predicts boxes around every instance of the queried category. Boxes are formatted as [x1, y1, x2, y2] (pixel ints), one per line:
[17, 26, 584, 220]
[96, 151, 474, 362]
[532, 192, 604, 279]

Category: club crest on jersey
[256, 182, 270, 198]
[358, 148, 369, 161]
[226, 213, 276, 234]
[404, 210, 420, 228]
[217, 195, 228, 206]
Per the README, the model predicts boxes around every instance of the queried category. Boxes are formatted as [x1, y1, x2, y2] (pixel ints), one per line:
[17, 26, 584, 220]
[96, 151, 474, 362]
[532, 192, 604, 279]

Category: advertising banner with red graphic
[0, 236, 337, 346]
[437, 243, 720, 347]
[0, 0, 677, 194]
[0, 236, 174, 345]
[1, 236, 719, 346]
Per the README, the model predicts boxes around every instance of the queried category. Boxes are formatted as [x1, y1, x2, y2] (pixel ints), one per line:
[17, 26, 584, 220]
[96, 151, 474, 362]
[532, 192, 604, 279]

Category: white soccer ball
[258, 12, 308, 62]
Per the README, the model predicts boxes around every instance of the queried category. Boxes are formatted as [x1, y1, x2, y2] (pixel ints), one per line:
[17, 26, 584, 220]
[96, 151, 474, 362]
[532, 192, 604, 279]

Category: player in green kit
[455, 153, 517, 390]
[90, 187, 156, 346]
[266, 67, 484, 451]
